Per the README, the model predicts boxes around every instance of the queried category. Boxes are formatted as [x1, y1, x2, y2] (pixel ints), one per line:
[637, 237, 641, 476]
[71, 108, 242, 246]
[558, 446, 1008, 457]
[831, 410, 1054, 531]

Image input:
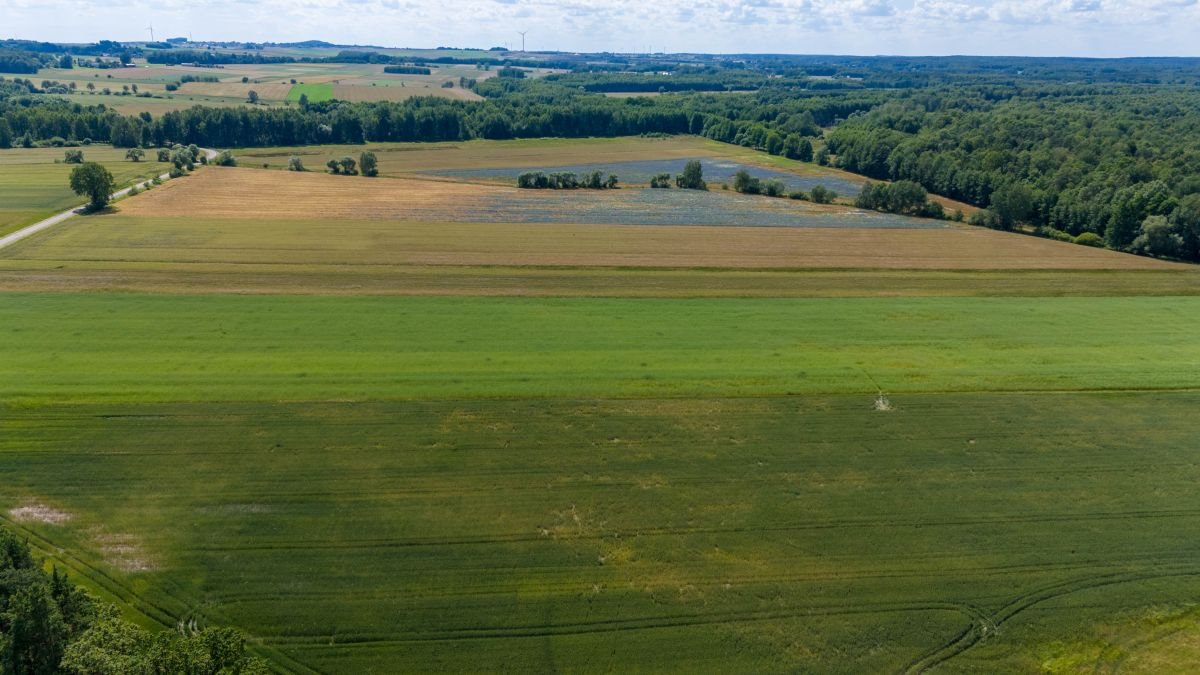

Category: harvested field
[331, 83, 483, 101]
[18, 167, 1162, 273]
[178, 81, 292, 100]
[110, 167, 927, 228]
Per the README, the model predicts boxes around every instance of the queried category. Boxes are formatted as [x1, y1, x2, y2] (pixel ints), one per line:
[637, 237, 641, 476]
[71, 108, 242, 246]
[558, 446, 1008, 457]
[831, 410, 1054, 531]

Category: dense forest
[0, 526, 267, 674]
[1, 46, 1199, 262]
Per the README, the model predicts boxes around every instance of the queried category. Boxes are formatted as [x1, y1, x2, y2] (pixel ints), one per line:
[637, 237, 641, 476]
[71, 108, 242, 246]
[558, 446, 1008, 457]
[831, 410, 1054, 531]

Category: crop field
[108, 166, 925, 228]
[3, 293, 1200, 672]
[0, 146, 169, 237]
[0, 168, 1177, 291]
[2, 139, 1199, 673]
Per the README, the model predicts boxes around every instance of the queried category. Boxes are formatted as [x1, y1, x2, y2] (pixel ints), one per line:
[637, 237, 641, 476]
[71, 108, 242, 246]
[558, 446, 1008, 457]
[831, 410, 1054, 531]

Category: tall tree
[69, 163, 116, 210]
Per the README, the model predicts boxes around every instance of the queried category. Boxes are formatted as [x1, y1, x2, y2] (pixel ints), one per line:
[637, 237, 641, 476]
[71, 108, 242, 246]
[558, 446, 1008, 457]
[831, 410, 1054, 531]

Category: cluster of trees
[0, 526, 268, 674]
[730, 169, 837, 203]
[856, 180, 947, 219]
[646, 161, 709, 190]
[517, 170, 618, 189]
[325, 151, 377, 176]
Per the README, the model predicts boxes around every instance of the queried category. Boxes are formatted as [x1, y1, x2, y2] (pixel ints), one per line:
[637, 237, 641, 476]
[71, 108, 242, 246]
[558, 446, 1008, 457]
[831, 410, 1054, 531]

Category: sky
[2, 0, 1199, 57]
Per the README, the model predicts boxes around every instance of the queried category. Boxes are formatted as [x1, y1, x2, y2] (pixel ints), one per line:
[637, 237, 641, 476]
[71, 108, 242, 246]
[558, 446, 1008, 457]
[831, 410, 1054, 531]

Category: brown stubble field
[0, 166, 1189, 297]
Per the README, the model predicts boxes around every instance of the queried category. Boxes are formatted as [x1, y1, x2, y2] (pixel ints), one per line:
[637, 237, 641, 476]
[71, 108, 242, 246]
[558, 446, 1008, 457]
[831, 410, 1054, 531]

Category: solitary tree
[63, 149, 84, 164]
[69, 162, 116, 211]
[359, 151, 378, 177]
[809, 185, 836, 204]
[676, 160, 706, 190]
[287, 156, 306, 172]
[298, 93, 309, 109]
[247, 90, 259, 104]
[125, 148, 145, 162]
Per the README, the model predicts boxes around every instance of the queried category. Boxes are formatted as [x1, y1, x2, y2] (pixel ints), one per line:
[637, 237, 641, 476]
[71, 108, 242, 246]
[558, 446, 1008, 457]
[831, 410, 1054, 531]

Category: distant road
[0, 148, 218, 251]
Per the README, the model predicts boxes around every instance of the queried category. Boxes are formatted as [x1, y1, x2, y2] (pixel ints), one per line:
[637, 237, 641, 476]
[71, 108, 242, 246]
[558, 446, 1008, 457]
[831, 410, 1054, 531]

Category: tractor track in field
[0, 148, 217, 252]
[901, 565, 1200, 674]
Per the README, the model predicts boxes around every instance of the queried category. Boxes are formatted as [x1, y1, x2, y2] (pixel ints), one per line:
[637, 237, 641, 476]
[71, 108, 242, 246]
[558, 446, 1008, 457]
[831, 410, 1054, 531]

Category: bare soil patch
[9, 501, 73, 524]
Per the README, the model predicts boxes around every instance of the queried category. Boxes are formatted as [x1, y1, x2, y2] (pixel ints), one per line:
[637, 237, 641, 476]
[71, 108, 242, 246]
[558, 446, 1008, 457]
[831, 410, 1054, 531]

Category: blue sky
[3, 0, 1198, 56]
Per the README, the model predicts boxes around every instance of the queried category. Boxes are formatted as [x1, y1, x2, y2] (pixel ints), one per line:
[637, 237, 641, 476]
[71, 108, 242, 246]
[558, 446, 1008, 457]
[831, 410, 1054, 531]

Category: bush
[156, 148, 170, 162]
[1074, 232, 1105, 247]
[763, 180, 786, 198]
[649, 173, 672, 188]
[732, 169, 760, 194]
[287, 156, 306, 172]
[63, 149, 84, 163]
[214, 150, 237, 167]
[676, 160, 707, 190]
[809, 185, 836, 204]
[788, 190, 809, 201]
[1038, 227, 1074, 242]
[360, 151, 378, 177]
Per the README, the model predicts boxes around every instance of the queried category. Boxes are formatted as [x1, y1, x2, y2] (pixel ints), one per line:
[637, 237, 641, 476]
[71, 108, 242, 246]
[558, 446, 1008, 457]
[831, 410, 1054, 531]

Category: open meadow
[0, 145, 169, 237]
[2, 137, 1199, 673]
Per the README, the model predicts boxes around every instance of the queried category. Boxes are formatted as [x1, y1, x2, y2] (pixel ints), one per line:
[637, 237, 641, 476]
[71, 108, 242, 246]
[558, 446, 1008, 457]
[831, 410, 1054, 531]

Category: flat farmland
[233, 135, 853, 177]
[330, 82, 483, 101]
[3, 291, 1200, 672]
[178, 81, 293, 100]
[2, 293, 1199, 404]
[3, 134, 1200, 675]
[0, 146, 170, 236]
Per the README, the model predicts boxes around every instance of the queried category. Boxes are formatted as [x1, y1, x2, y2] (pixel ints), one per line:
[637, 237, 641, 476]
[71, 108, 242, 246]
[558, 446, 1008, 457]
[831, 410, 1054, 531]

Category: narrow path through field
[0, 148, 218, 251]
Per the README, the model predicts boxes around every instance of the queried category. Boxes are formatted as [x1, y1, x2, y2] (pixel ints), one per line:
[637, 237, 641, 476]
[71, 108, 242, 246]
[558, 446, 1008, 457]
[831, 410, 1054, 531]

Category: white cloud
[1, 0, 1198, 55]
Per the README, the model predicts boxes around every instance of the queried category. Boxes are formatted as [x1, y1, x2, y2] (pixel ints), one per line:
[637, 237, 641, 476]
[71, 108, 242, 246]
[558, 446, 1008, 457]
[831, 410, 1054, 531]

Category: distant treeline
[4, 57, 1200, 262]
[383, 65, 432, 75]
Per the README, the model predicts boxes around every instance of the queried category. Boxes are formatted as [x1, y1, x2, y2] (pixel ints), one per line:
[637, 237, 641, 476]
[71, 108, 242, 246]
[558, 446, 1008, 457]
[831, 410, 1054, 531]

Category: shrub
[287, 156, 306, 172]
[63, 149, 84, 163]
[214, 150, 237, 167]
[809, 185, 836, 204]
[1074, 232, 1105, 247]
[360, 151, 378, 177]
[676, 160, 707, 190]
[763, 180, 786, 198]
[649, 173, 672, 188]
[156, 148, 170, 162]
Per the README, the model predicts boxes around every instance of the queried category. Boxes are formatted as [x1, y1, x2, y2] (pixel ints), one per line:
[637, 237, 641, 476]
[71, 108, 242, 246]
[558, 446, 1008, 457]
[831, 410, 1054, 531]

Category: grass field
[0, 146, 170, 237]
[2, 138, 1199, 673]
[287, 83, 334, 102]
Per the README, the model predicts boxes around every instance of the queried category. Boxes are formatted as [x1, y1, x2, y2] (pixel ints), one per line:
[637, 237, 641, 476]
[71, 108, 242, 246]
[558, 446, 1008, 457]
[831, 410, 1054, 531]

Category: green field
[2, 140, 1200, 672]
[0, 146, 169, 236]
[287, 83, 335, 102]
[2, 292, 1200, 673]
[1, 294, 1199, 405]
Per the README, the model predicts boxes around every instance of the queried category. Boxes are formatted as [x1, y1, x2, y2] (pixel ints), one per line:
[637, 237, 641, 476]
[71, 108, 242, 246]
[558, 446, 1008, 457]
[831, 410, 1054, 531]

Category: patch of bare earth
[93, 530, 157, 573]
[8, 501, 73, 524]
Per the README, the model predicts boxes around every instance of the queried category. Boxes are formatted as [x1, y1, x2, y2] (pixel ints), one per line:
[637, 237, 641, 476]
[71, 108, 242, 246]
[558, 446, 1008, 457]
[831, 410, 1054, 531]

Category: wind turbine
[147, 24, 155, 42]
[518, 31, 527, 53]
